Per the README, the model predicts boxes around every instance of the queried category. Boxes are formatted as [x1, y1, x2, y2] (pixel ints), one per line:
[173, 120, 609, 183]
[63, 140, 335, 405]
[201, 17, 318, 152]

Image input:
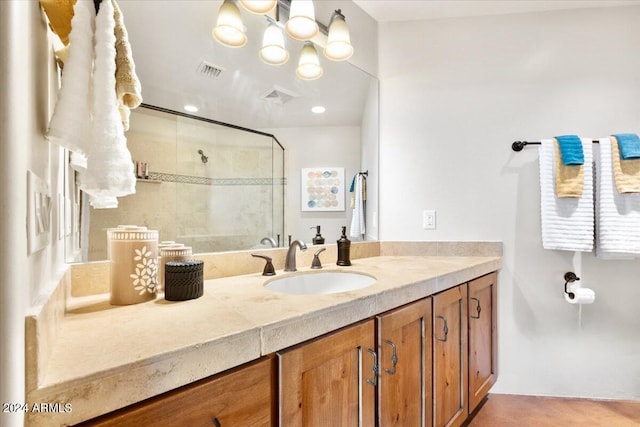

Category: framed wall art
[301, 167, 345, 212]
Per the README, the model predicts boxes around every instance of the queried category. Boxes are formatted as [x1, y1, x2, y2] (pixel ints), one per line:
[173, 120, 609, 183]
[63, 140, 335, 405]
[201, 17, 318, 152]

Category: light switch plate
[27, 170, 51, 255]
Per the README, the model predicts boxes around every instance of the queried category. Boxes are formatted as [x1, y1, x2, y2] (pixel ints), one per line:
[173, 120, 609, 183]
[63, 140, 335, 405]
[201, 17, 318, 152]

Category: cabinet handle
[212, 417, 221, 427]
[366, 348, 378, 387]
[470, 297, 481, 319]
[383, 339, 398, 375]
[435, 315, 448, 342]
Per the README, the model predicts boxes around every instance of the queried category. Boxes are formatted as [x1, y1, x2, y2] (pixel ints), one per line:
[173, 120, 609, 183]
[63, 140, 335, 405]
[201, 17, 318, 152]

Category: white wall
[361, 77, 379, 241]
[379, 6, 640, 400]
[270, 126, 362, 246]
[1, 2, 68, 426]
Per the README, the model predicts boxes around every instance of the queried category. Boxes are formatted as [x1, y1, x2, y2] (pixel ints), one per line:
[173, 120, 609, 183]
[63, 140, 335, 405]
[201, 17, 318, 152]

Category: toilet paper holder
[564, 272, 580, 299]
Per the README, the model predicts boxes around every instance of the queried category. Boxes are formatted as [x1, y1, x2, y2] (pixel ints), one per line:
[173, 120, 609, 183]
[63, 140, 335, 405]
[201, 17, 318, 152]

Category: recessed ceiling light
[311, 106, 326, 114]
[184, 105, 199, 113]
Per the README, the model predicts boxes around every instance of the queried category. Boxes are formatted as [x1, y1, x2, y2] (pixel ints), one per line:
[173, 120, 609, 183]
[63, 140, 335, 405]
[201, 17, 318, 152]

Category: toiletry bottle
[311, 225, 325, 245]
[337, 226, 351, 266]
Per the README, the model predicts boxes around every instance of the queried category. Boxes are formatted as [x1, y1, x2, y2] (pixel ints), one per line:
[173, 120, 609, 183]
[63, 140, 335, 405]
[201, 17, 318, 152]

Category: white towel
[538, 139, 594, 251]
[46, 0, 95, 155]
[350, 174, 365, 239]
[89, 195, 118, 209]
[595, 137, 640, 258]
[80, 0, 136, 200]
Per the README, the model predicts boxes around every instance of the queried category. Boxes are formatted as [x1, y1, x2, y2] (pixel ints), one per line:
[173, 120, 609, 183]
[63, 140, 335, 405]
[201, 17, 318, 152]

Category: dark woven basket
[164, 260, 204, 301]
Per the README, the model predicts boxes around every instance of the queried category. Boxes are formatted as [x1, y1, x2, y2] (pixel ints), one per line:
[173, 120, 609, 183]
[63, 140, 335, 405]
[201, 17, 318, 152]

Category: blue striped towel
[555, 135, 584, 165]
[613, 133, 640, 159]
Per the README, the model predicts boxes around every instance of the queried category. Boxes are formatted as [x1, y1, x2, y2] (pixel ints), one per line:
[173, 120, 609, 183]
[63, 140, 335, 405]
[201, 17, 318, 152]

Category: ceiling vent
[260, 85, 299, 105]
[197, 60, 224, 78]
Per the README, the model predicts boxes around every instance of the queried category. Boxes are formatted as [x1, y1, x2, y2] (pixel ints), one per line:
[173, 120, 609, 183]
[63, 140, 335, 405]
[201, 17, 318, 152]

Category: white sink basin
[265, 271, 376, 295]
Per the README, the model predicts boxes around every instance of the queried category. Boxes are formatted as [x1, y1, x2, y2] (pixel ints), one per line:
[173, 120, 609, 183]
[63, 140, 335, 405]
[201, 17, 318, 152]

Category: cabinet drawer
[78, 356, 275, 427]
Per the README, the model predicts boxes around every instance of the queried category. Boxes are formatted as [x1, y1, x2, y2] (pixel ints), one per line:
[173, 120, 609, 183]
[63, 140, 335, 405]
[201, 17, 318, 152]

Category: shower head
[198, 149, 208, 164]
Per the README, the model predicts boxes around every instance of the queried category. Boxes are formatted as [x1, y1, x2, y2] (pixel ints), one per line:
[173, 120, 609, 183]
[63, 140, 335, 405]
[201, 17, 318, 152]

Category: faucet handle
[311, 248, 326, 269]
[251, 254, 276, 276]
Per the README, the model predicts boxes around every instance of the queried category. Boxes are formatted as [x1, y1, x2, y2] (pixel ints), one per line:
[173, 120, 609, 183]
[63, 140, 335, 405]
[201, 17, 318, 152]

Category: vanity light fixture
[212, 0, 247, 48]
[311, 105, 325, 113]
[285, 0, 318, 41]
[213, 0, 354, 81]
[296, 41, 323, 80]
[184, 105, 199, 113]
[259, 22, 289, 65]
[324, 9, 353, 61]
[239, 0, 277, 14]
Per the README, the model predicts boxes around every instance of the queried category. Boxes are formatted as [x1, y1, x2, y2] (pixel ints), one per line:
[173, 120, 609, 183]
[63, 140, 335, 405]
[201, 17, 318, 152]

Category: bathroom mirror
[71, 0, 378, 262]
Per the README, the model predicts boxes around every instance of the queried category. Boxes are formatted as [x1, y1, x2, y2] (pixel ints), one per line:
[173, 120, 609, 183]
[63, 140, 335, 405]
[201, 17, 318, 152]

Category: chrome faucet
[261, 236, 278, 248]
[284, 240, 307, 272]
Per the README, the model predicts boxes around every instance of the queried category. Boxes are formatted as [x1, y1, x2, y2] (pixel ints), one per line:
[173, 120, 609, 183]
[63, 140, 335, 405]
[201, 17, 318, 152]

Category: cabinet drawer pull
[212, 417, 221, 427]
[366, 348, 378, 387]
[470, 297, 481, 319]
[383, 339, 398, 375]
[435, 315, 448, 342]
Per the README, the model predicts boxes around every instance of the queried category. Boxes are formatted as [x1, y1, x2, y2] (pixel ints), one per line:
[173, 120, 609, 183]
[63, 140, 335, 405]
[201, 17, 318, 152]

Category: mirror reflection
[84, 106, 285, 261]
[74, 0, 378, 262]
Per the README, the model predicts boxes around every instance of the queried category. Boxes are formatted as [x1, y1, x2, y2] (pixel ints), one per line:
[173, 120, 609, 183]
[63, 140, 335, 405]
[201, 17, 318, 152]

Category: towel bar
[512, 140, 599, 152]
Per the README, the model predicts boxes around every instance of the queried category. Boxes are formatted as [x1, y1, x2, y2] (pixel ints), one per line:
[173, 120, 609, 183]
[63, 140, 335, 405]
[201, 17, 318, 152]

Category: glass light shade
[324, 13, 353, 61]
[212, 0, 247, 48]
[259, 24, 289, 65]
[296, 42, 323, 80]
[239, 0, 276, 14]
[285, 0, 318, 41]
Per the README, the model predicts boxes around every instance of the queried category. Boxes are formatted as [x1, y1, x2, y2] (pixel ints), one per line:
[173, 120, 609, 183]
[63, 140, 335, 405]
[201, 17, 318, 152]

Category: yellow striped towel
[554, 139, 584, 198]
[611, 136, 640, 193]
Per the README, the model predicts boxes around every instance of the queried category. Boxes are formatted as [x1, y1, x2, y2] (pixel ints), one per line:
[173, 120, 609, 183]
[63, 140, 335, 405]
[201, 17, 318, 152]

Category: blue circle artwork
[308, 200, 316, 208]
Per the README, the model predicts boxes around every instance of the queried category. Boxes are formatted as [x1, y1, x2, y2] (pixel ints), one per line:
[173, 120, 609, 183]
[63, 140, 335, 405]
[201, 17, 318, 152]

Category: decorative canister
[158, 244, 193, 291]
[164, 260, 204, 301]
[108, 225, 159, 305]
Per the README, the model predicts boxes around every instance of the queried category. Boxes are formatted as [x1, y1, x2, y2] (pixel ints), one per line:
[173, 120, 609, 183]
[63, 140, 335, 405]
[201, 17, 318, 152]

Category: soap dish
[164, 260, 204, 301]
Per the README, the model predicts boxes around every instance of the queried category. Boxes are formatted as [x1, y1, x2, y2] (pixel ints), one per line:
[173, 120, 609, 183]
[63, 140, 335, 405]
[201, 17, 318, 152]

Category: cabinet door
[468, 272, 498, 412]
[278, 320, 375, 427]
[433, 285, 468, 427]
[79, 356, 275, 427]
[377, 298, 433, 427]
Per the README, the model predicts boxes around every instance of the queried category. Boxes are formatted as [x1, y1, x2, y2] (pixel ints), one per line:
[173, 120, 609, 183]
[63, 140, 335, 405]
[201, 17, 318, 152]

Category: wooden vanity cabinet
[377, 298, 433, 427]
[78, 356, 276, 427]
[468, 272, 498, 413]
[76, 272, 498, 427]
[433, 285, 469, 427]
[277, 320, 376, 427]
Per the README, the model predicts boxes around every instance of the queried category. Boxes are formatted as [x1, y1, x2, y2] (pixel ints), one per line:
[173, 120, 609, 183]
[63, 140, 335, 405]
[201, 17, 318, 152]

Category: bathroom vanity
[25, 242, 501, 426]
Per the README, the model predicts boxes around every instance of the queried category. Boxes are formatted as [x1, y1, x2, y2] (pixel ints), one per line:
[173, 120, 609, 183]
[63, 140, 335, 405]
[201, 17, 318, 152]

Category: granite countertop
[26, 252, 501, 426]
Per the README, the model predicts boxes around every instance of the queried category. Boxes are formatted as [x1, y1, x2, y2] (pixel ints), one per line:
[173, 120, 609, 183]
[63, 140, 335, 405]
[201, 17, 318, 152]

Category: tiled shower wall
[87, 107, 284, 260]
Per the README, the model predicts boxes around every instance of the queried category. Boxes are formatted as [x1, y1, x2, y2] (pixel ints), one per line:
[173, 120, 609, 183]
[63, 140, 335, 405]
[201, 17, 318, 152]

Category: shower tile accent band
[146, 171, 286, 186]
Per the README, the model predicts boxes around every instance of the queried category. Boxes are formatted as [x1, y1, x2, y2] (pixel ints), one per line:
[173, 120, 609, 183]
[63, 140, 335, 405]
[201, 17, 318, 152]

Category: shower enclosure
[84, 105, 285, 261]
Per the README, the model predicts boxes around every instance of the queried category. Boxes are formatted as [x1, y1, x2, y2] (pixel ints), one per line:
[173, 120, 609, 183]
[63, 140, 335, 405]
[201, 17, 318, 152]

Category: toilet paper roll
[564, 287, 595, 304]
